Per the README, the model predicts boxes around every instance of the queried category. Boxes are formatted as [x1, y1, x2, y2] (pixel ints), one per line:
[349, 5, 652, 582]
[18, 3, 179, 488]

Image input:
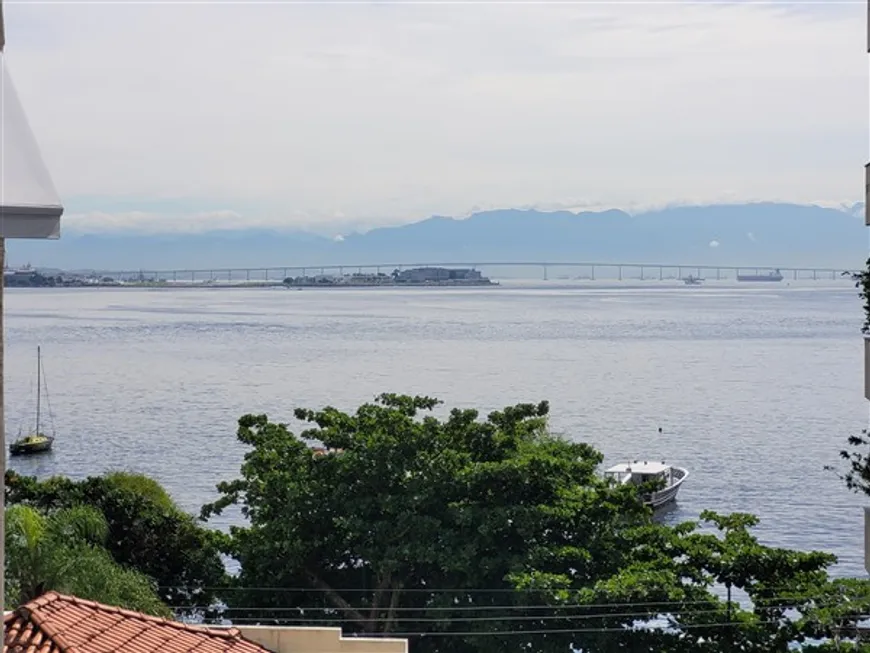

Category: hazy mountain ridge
[8, 202, 866, 271]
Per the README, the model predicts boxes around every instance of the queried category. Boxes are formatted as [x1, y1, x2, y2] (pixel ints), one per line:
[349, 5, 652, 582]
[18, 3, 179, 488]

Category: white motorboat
[604, 460, 688, 509]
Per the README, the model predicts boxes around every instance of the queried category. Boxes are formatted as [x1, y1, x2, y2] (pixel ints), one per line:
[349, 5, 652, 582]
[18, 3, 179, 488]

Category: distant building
[396, 267, 484, 283]
[3, 265, 58, 287]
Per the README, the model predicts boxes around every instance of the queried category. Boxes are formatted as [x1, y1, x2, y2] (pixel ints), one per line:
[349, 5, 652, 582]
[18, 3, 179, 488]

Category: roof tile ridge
[18, 600, 78, 653]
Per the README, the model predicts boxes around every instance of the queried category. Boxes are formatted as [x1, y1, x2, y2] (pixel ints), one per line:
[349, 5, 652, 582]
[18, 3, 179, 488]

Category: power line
[182, 609, 730, 623]
[173, 595, 861, 615]
[159, 582, 869, 595]
[201, 606, 867, 625]
[178, 602, 720, 612]
[238, 620, 789, 639]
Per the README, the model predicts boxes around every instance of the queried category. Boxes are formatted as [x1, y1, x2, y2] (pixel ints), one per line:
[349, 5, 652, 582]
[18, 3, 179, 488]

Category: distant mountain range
[7, 202, 867, 271]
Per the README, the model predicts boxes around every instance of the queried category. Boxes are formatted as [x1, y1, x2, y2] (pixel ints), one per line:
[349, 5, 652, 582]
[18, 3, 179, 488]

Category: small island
[282, 267, 495, 288]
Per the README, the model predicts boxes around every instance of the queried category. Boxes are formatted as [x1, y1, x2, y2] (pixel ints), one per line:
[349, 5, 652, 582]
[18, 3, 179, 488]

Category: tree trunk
[304, 569, 368, 628]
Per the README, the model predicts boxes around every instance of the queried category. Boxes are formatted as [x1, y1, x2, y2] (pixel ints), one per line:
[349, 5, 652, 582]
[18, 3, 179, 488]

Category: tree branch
[304, 569, 369, 628]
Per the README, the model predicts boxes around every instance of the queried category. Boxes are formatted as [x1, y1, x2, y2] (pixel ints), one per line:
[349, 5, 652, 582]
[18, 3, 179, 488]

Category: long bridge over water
[88, 261, 857, 283]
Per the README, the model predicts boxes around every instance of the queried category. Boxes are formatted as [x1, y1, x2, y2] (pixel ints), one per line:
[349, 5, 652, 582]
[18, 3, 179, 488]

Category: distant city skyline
[6, 0, 866, 236]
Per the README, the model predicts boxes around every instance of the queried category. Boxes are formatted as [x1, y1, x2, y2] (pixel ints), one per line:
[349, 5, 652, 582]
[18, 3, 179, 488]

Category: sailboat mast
[35, 346, 40, 434]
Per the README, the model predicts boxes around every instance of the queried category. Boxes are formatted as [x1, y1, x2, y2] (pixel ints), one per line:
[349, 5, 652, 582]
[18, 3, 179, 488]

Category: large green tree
[203, 394, 870, 652]
[5, 503, 169, 616]
[6, 470, 228, 611]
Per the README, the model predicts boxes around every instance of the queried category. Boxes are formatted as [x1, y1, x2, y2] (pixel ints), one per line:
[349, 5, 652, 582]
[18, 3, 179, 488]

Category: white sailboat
[10, 347, 54, 456]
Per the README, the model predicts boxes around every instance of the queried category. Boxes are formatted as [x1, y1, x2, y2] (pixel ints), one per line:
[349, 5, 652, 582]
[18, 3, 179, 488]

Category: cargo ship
[736, 269, 783, 283]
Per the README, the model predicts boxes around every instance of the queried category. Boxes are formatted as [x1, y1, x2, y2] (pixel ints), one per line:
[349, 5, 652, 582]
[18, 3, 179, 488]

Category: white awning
[0, 52, 62, 239]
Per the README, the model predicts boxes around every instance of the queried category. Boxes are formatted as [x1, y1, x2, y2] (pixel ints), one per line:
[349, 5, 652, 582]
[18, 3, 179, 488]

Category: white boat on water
[604, 460, 688, 509]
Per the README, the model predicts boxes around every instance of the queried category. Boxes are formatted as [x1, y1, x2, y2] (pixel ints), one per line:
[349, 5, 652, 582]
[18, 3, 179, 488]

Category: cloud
[4, 0, 866, 233]
[747, 232, 756, 242]
[65, 210, 249, 235]
[709, 240, 720, 248]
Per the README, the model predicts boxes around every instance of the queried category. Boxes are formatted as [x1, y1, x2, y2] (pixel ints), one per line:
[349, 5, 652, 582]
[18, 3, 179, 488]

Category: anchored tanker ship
[736, 269, 784, 283]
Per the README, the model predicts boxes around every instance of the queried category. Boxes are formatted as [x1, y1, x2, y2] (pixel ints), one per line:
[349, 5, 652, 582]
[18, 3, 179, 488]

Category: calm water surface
[4, 281, 867, 575]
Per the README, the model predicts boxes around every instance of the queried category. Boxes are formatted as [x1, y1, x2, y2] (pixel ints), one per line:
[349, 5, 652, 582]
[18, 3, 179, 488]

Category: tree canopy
[5, 503, 169, 616]
[203, 393, 870, 652]
[5, 470, 228, 610]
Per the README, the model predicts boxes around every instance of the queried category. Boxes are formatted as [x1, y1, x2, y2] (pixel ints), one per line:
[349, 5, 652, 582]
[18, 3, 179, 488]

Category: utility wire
[159, 582, 870, 595]
[174, 595, 863, 616]
[203, 619, 798, 638]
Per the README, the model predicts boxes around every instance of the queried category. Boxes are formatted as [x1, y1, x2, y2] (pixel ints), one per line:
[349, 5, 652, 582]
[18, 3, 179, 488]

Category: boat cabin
[604, 460, 673, 487]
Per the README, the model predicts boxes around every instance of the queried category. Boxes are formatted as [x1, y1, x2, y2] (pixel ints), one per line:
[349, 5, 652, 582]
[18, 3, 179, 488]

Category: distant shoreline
[5, 280, 500, 290]
[4, 265, 498, 289]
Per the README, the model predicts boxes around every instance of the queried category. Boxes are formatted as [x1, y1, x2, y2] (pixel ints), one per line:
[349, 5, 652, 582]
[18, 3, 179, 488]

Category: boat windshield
[606, 471, 665, 486]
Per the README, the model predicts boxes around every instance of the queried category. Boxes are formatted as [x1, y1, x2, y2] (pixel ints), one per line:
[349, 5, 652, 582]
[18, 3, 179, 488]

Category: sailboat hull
[10, 436, 53, 456]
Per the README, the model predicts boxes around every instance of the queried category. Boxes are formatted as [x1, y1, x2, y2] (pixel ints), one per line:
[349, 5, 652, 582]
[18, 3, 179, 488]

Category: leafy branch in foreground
[846, 257, 870, 335]
[827, 430, 870, 498]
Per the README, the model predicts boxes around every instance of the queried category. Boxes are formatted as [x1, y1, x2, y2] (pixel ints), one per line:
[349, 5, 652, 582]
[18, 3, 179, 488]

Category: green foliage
[6, 470, 228, 610]
[102, 471, 178, 512]
[5, 504, 169, 616]
[828, 430, 870, 498]
[848, 258, 870, 334]
[203, 394, 870, 652]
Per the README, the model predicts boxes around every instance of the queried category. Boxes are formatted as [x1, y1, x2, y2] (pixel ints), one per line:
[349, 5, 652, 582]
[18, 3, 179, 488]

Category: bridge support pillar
[618, 266, 622, 281]
[591, 265, 595, 281]
[543, 266, 548, 281]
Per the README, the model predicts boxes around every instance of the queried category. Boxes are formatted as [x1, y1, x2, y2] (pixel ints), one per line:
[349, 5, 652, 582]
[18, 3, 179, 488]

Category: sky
[4, 0, 868, 236]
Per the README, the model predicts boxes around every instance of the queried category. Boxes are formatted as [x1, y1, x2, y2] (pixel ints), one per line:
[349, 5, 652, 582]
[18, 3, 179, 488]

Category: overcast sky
[5, 0, 867, 235]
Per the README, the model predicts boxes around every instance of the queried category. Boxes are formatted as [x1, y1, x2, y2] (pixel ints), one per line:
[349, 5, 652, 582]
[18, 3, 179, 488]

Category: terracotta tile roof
[4, 592, 273, 653]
